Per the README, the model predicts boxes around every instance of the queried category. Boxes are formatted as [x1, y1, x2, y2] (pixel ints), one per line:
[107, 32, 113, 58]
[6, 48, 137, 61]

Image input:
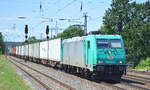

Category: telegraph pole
[55, 21, 58, 36]
[83, 12, 88, 35]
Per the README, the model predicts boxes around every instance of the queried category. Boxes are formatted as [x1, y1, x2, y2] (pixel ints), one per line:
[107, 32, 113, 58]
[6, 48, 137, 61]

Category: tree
[102, 0, 130, 33]
[123, 22, 150, 65]
[100, 0, 150, 66]
[0, 32, 5, 54]
[24, 36, 42, 44]
[56, 25, 84, 39]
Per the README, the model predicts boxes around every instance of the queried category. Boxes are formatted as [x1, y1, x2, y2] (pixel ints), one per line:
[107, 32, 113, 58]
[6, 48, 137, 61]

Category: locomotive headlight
[98, 61, 104, 64]
[119, 61, 123, 64]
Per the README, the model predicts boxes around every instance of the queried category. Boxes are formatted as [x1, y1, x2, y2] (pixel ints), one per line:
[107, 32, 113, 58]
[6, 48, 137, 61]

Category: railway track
[128, 70, 150, 76]
[7, 56, 125, 90]
[123, 74, 150, 84]
[113, 79, 148, 90]
[7, 56, 75, 90]
[7, 56, 150, 90]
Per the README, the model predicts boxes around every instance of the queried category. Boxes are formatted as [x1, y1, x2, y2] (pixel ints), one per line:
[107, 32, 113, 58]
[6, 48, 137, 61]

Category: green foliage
[100, 0, 150, 66]
[102, 0, 130, 33]
[0, 32, 5, 54]
[24, 36, 42, 44]
[56, 25, 84, 39]
[123, 23, 150, 65]
[135, 57, 150, 69]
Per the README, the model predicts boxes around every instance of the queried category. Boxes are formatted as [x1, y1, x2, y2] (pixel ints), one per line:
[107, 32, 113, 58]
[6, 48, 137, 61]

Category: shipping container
[23, 45, 26, 56]
[62, 37, 86, 68]
[16, 46, 19, 55]
[48, 38, 61, 61]
[12, 47, 16, 55]
[24, 45, 29, 56]
[19, 46, 22, 55]
[29, 44, 34, 57]
[21, 46, 24, 56]
[33, 42, 40, 58]
[16, 46, 18, 55]
[40, 41, 48, 59]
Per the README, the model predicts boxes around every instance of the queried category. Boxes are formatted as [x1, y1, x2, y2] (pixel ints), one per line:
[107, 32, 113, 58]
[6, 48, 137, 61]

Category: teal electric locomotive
[62, 34, 126, 79]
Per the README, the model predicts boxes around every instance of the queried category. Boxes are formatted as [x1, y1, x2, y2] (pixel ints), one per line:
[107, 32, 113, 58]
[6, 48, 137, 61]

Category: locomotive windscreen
[110, 39, 122, 48]
[96, 39, 122, 48]
[96, 39, 109, 48]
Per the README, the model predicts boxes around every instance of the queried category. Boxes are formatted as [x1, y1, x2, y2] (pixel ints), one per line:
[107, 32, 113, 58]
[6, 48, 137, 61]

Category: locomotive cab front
[86, 35, 126, 79]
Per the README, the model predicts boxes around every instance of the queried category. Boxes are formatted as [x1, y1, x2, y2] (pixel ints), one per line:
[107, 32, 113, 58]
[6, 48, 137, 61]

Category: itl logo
[107, 56, 114, 60]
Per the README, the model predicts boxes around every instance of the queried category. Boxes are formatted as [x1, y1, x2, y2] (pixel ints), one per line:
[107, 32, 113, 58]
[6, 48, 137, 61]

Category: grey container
[62, 37, 86, 68]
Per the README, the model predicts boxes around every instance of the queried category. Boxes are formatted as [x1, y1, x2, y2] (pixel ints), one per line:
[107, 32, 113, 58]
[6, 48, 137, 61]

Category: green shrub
[135, 57, 150, 69]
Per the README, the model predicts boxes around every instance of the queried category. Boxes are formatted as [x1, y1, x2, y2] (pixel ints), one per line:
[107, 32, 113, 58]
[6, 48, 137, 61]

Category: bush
[135, 57, 150, 69]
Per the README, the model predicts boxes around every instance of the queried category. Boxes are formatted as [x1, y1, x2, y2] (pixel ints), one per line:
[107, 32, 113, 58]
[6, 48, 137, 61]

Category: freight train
[10, 34, 126, 79]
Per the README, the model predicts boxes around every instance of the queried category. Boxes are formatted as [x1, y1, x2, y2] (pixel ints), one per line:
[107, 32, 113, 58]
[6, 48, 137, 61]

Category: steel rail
[8, 57, 52, 90]
[8, 56, 75, 90]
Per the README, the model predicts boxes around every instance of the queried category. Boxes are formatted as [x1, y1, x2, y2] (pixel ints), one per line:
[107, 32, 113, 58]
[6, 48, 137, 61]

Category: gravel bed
[15, 66, 46, 90]
[114, 83, 146, 90]
[10, 56, 120, 90]
[123, 75, 150, 84]
[127, 71, 150, 79]
[10, 58, 69, 90]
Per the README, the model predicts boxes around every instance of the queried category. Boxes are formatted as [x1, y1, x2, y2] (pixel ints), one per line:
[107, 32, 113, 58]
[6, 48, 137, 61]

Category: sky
[0, 0, 148, 42]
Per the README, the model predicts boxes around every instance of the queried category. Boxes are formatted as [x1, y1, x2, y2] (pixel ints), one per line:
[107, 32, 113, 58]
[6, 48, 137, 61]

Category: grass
[0, 55, 31, 90]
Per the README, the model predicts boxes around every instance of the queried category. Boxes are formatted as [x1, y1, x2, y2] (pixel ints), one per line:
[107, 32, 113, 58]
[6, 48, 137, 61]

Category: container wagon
[10, 34, 126, 79]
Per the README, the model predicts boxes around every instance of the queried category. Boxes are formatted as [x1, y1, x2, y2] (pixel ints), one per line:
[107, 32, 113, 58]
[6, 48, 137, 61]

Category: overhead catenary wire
[55, 0, 78, 14]
[32, 21, 46, 30]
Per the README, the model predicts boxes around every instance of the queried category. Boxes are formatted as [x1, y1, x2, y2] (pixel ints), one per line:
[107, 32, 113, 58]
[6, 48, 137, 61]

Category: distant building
[4, 42, 22, 54]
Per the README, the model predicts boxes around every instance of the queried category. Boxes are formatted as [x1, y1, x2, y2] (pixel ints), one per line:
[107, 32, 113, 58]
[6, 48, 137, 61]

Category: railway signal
[46, 25, 49, 39]
[25, 25, 28, 42]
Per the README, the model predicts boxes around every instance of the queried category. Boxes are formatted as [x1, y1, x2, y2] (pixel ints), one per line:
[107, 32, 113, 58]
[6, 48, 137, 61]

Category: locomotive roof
[63, 35, 122, 43]
[63, 36, 87, 43]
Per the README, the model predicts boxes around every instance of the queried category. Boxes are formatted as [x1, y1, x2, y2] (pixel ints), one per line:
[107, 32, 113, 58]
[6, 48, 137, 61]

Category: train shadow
[120, 78, 145, 85]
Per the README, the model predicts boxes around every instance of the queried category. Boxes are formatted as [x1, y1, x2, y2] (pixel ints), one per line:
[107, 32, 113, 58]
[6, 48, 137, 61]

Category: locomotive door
[86, 41, 91, 65]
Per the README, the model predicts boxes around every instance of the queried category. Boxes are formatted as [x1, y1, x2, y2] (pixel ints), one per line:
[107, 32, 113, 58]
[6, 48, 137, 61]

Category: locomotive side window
[96, 39, 109, 48]
[110, 39, 122, 48]
[88, 41, 90, 48]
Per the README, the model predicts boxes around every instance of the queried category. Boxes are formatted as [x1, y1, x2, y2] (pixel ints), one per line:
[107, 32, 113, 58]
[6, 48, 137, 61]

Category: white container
[40, 41, 48, 59]
[62, 37, 86, 68]
[16, 46, 19, 55]
[21, 46, 24, 56]
[18, 46, 21, 55]
[33, 43, 40, 58]
[31, 44, 34, 57]
[23, 45, 26, 56]
[48, 38, 61, 61]
[24, 45, 29, 56]
[29, 44, 34, 57]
